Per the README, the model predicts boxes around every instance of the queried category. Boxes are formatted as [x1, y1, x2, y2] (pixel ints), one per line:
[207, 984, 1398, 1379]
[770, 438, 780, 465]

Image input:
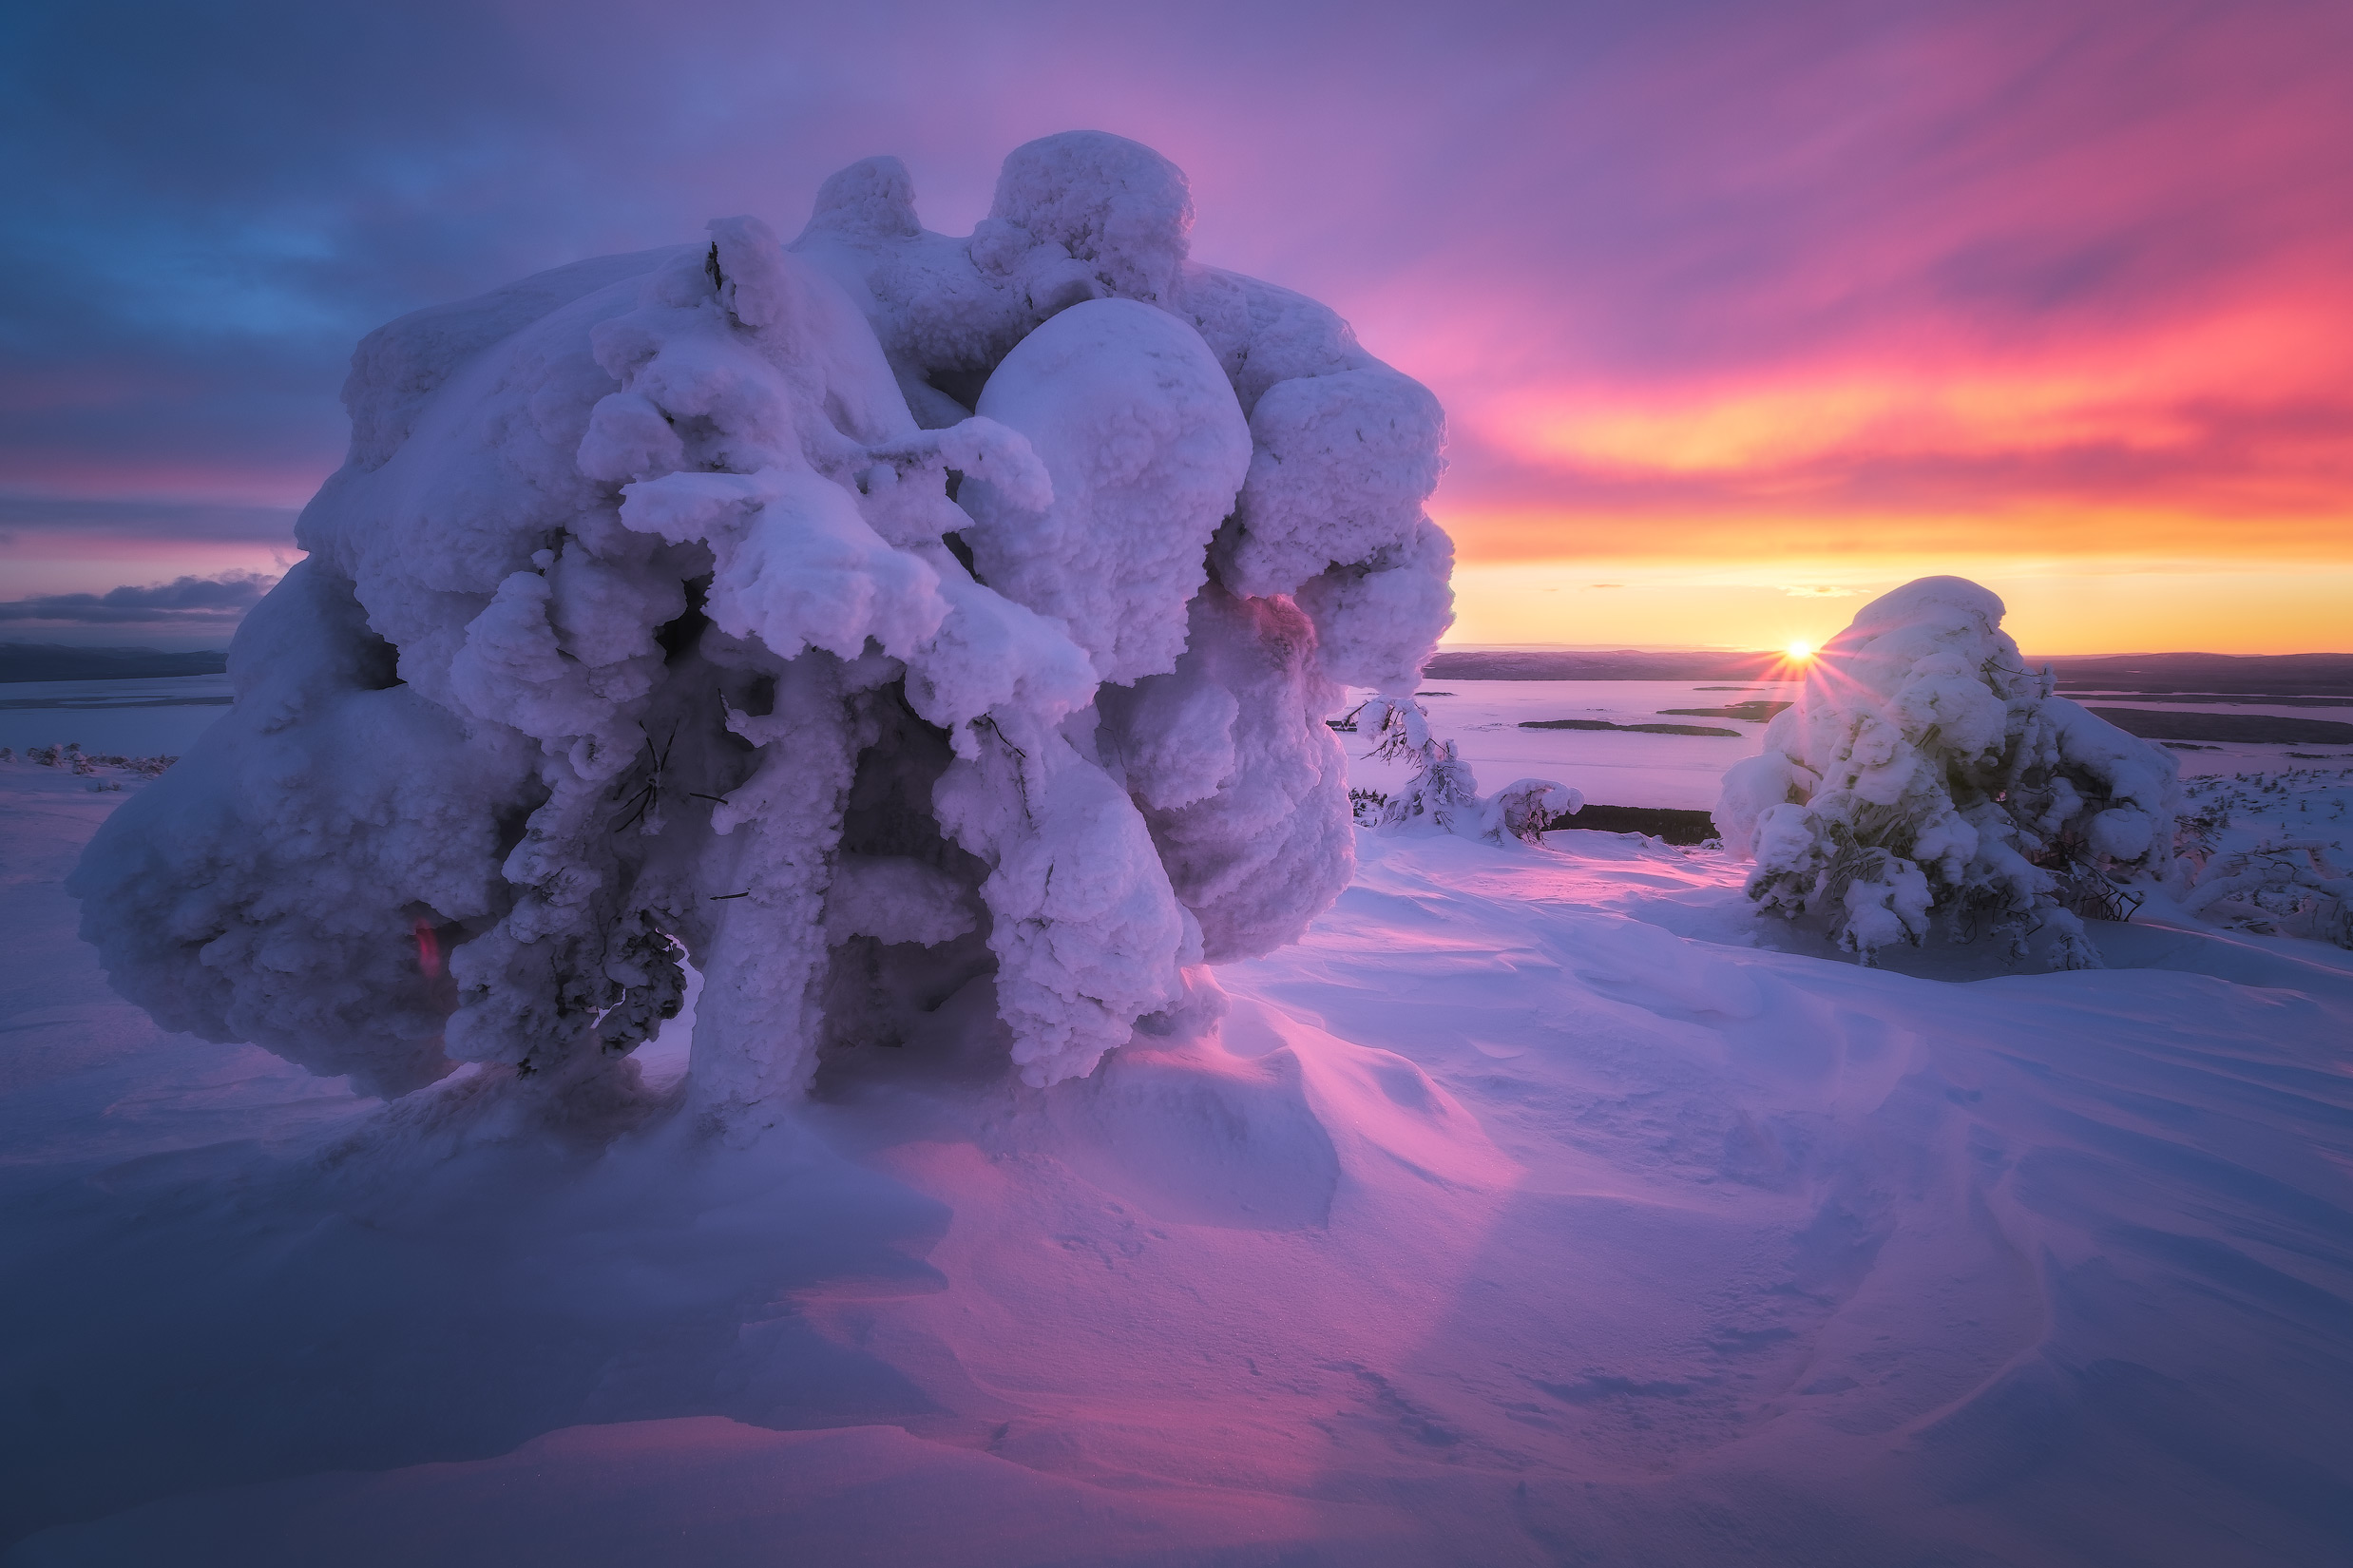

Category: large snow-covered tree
[1715, 577, 2181, 966]
[69, 133, 1456, 1119]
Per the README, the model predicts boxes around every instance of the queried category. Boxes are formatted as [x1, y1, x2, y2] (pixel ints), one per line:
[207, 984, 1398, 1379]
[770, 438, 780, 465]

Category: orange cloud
[1468, 298, 2352, 484]
[1435, 500, 2353, 568]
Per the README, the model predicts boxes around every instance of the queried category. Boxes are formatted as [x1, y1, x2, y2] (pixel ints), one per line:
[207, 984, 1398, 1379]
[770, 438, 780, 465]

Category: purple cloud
[0, 571, 280, 624]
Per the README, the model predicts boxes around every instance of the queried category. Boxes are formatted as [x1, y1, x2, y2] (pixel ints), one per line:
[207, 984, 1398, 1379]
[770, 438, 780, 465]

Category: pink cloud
[6, 0, 2347, 605]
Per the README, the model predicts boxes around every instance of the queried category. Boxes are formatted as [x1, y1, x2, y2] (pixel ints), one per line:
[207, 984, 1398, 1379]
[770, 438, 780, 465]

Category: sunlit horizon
[4, 0, 2346, 658]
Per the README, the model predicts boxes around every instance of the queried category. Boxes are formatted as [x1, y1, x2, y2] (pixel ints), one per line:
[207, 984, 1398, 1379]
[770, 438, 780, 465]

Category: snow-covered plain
[5, 715, 2351, 1565]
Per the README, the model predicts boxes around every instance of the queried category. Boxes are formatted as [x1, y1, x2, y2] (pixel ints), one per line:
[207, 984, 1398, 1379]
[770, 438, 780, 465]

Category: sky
[2, 0, 2347, 654]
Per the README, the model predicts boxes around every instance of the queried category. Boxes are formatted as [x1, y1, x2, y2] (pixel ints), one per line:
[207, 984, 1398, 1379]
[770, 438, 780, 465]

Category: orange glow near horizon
[1415, 293, 2353, 654]
[1457, 296, 2352, 482]
[1443, 557, 2353, 657]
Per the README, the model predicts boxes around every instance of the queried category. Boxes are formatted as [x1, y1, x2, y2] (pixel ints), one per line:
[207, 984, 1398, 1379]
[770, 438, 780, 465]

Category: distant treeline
[0, 643, 230, 683]
[1426, 648, 2353, 698]
[2040, 652, 2353, 698]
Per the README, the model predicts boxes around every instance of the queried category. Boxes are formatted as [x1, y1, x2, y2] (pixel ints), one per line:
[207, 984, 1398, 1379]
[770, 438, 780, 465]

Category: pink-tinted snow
[5, 758, 2351, 1565]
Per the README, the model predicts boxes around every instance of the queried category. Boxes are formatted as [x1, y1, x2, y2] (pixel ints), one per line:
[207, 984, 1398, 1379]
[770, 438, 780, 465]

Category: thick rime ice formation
[1716, 577, 2182, 966]
[68, 132, 1456, 1112]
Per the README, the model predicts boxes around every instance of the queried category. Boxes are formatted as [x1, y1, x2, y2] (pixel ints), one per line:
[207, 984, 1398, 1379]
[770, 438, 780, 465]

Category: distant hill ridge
[1425, 648, 2353, 697]
[0, 643, 230, 683]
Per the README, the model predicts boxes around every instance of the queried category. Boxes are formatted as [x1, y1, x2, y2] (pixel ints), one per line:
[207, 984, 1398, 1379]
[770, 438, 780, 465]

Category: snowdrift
[67, 132, 1456, 1117]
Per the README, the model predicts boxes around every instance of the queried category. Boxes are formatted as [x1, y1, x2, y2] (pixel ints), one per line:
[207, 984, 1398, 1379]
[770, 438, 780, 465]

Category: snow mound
[1715, 577, 2182, 966]
[67, 132, 1455, 1118]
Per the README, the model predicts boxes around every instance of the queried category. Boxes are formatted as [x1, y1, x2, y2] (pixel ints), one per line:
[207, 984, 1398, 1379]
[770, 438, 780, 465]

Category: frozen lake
[3, 671, 2345, 811]
[0, 673, 233, 756]
[1341, 679, 1796, 812]
[1344, 679, 2353, 815]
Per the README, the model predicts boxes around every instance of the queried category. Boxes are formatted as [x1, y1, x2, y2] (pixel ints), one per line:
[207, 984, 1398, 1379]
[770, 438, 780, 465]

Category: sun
[1785, 640, 1814, 660]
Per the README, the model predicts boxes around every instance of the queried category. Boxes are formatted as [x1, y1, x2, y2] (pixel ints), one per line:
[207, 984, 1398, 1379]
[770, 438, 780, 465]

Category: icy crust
[1715, 577, 2183, 966]
[69, 132, 1453, 1115]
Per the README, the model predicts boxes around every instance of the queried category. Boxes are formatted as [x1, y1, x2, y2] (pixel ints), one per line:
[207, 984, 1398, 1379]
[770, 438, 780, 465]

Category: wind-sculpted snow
[1716, 576, 2183, 966]
[16, 763, 2353, 1564]
[67, 132, 1456, 1116]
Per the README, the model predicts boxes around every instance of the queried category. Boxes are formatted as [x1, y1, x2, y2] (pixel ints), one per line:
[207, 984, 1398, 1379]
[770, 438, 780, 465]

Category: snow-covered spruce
[68, 132, 1456, 1115]
[1714, 577, 2181, 966]
[1352, 696, 1580, 845]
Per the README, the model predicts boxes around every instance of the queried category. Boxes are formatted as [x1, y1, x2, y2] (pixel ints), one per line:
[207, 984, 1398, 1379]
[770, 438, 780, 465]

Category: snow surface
[8, 746, 2353, 1565]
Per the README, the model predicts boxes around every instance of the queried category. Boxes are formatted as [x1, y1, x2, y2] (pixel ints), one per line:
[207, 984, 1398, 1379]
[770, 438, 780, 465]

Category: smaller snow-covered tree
[1351, 697, 1579, 844]
[1358, 697, 1481, 831]
[1479, 778, 1584, 846]
[1715, 577, 2181, 967]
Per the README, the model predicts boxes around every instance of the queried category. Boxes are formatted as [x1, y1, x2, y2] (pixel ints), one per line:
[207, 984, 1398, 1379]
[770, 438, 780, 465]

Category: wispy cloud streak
[0, 572, 279, 625]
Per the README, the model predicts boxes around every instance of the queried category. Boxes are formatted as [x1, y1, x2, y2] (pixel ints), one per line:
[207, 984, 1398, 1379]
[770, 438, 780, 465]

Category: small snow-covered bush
[1479, 779, 1584, 847]
[2180, 839, 2352, 947]
[69, 132, 1457, 1116]
[9, 745, 177, 776]
[1715, 577, 2181, 966]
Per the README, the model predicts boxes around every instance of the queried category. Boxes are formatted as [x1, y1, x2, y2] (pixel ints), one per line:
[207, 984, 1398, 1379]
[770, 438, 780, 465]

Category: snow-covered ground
[4, 713, 2351, 1566]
